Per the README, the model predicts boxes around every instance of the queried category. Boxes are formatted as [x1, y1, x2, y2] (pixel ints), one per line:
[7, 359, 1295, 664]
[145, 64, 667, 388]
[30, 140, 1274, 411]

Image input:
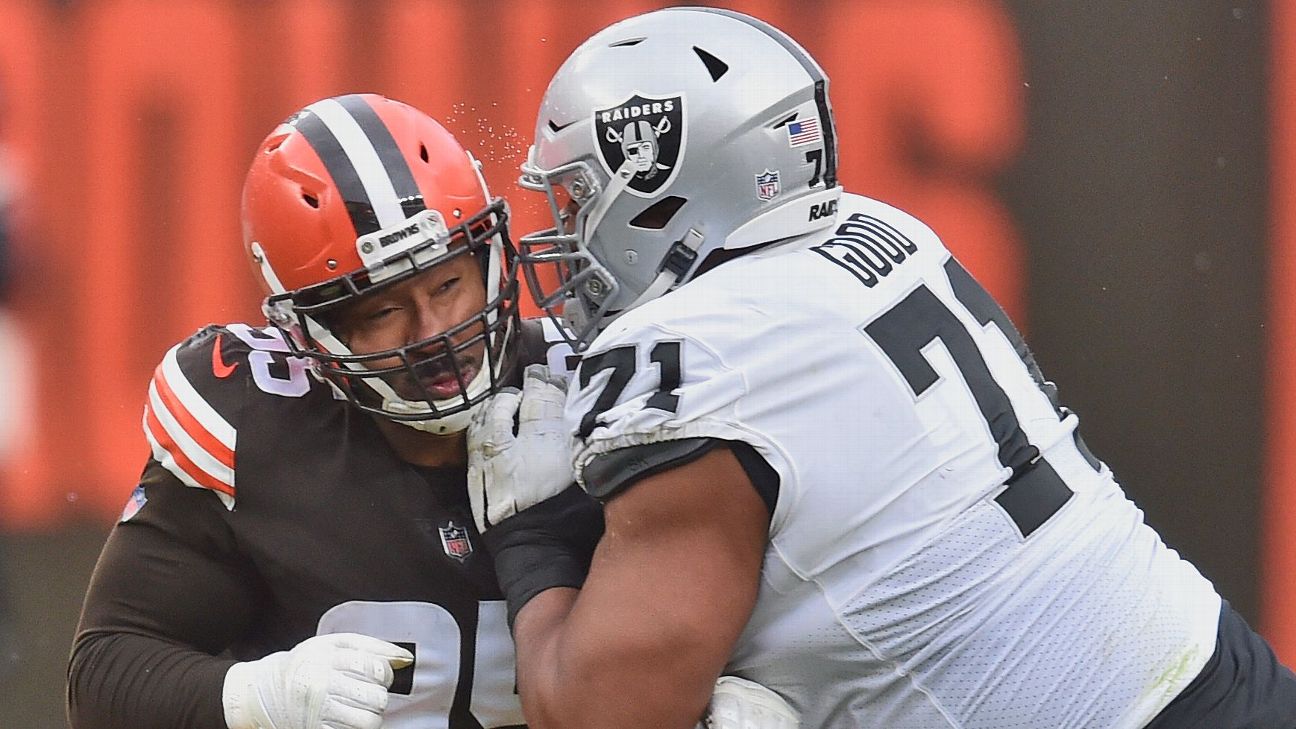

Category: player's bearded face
[331, 251, 488, 401]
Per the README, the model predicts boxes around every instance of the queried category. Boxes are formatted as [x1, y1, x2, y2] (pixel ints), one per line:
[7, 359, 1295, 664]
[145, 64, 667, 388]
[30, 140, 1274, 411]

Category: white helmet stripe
[305, 97, 409, 230]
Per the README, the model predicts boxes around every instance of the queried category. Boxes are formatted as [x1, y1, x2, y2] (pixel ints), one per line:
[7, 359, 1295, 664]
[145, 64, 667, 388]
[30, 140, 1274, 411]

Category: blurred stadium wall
[0, 0, 1286, 723]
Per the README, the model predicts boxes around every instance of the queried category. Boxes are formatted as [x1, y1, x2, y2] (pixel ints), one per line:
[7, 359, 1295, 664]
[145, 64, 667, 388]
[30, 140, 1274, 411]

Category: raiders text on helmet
[594, 94, 685, 196]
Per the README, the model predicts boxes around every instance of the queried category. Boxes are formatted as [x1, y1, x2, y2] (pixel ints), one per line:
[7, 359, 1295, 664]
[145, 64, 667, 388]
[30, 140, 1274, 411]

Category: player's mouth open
[420, 365, 477, 399]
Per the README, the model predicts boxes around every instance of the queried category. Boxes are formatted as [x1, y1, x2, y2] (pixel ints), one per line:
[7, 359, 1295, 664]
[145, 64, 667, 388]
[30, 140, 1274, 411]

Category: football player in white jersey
[465, 7, 1296, 729]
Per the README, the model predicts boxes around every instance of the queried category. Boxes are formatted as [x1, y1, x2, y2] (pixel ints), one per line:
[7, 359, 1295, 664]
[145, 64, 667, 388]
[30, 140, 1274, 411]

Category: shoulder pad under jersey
[141, 323, 314, 508]
[517, 317, 579, 377]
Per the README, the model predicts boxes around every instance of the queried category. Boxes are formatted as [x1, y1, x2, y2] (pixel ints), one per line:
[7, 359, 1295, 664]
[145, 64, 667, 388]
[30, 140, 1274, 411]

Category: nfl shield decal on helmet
[594, 93, 685, 197]
[439, 521, 473, 562]
[756, 169, 781, 201]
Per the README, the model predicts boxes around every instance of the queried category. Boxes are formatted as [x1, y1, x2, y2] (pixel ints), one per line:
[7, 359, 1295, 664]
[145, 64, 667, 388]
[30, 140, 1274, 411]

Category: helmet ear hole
[629, 196, 687, 230]
[419, 143, 429, 163]
[302, 193, 319, 209]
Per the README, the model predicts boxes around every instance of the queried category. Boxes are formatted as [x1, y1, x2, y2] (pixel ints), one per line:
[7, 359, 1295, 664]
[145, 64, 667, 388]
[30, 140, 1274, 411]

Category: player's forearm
[512, 587, 582, 729]
[511, 587, 717, 729]
[499, 451, 768, 729]
[67, 629, 235, 729]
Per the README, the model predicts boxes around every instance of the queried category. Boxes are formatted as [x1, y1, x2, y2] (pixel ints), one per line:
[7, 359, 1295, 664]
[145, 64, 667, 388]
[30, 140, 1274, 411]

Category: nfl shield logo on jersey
[594, 93, 685, 197]
[439, 521, 473, 562]
[756, 169, 781, 201]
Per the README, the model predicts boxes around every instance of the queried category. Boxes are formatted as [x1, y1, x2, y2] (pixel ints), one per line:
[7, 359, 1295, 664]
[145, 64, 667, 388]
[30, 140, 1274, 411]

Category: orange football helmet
[241, 93, 519, 433]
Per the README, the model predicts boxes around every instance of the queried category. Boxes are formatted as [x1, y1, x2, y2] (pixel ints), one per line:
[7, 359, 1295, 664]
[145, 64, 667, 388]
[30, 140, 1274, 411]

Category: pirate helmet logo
[593, 93, 685, 197]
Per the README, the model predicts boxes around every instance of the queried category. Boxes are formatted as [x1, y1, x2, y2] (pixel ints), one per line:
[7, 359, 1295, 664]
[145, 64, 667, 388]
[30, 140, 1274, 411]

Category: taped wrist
[482, 484, 605, 628]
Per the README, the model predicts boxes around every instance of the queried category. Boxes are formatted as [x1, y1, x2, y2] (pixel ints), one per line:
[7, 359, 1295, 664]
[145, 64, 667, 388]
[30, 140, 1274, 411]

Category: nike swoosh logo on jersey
[212, 333, 238, 378]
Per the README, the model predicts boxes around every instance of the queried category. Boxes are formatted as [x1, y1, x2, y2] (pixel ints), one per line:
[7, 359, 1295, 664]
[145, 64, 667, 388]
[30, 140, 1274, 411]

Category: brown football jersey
[69, 319, 572, 729]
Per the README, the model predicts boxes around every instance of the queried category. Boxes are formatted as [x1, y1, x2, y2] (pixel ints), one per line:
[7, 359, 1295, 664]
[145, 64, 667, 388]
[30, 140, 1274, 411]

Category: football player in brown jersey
[68, 93, 583, 729]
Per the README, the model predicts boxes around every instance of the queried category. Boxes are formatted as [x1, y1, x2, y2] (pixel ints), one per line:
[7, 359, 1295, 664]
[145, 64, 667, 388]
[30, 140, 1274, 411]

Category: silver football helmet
[518, 7, 843, 351]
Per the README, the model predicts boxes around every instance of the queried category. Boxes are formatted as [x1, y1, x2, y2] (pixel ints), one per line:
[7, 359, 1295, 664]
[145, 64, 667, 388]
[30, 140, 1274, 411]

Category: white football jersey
[566, 193, 1221, 729]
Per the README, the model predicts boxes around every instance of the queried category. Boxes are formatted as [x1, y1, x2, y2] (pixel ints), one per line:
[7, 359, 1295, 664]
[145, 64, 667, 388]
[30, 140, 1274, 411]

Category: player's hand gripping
[468, 363, 574, 533]
[221, 632, 413, 729]
[699, 676, 800, 729]
[467, 363, 603, 625]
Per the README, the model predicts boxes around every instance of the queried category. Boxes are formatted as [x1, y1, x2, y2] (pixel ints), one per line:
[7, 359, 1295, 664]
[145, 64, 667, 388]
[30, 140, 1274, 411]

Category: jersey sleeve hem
[575, 419, 769, 484]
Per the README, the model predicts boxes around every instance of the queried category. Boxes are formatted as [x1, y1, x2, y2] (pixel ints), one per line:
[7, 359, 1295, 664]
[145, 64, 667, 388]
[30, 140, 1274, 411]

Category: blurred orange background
[0, 0, 1028, 526]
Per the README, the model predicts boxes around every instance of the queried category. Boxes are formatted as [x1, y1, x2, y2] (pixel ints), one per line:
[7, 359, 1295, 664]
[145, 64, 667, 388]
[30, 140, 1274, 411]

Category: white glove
[468, 363, 574, 533]
[699, 676, 800, 729]
[222, 632, 414, 729]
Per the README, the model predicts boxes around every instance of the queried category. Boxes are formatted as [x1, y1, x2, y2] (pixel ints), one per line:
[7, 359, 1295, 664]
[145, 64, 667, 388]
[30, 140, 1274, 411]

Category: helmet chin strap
[613, 187, 844, 318]
[573, 157, 707, 328]
[383, 384, 484, 435]
[567, 159, 654, 331]
[624, 227, 705, 311]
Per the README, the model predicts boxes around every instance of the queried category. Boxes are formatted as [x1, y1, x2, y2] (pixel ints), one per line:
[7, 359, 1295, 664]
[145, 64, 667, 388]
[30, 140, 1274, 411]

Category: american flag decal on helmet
[786, 118, 821, 147]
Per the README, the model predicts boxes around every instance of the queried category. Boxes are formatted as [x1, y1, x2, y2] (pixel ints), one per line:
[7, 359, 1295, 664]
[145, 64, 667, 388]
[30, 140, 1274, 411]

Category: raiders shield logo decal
[594, 93, 685, 197]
